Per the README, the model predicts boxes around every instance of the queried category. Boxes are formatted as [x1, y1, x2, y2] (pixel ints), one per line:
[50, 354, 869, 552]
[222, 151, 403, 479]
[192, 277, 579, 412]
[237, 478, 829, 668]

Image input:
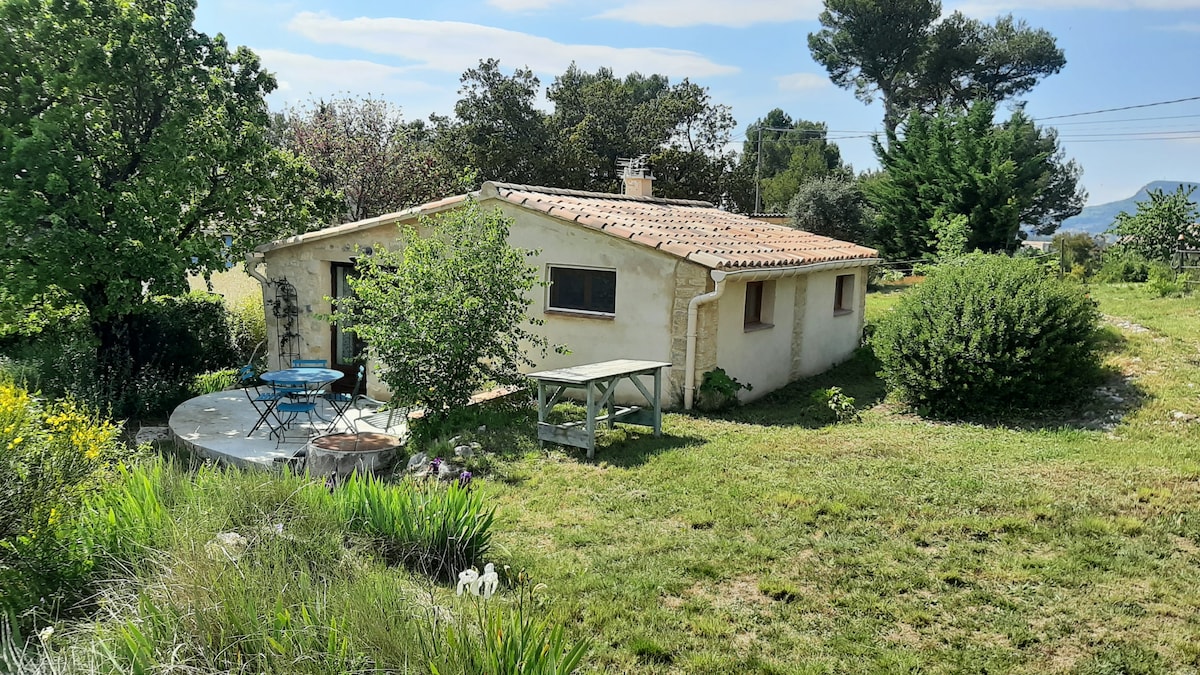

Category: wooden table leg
[606, 377, 617, 429]
[585, 381, 596, 459]
[537, 379, 547, 448]
[653, 367, 663, 437]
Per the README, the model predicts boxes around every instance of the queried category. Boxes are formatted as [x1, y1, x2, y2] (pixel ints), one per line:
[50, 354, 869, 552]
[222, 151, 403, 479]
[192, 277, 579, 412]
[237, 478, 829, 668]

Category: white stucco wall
[712, 268, 868, 402]
[497, 202, 681, 404]
[796, 268, 867, 377]
[714, 277, 800, 401]
[495, 202, 676, 369]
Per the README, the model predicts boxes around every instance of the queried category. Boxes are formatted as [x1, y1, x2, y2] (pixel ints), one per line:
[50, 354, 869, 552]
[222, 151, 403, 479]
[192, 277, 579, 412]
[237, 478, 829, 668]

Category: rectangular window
[834, 273, 855, 314]
[744, 280, 774, 330]
[548, 266, 616, 315]
[745, 281, 763, 326]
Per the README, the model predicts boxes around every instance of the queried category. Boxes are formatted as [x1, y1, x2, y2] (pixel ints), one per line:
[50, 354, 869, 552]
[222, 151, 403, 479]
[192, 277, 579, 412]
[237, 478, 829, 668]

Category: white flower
[456, 569, 479, 596]
[38, 626, 54, 642]
[479, 563, 499, 599]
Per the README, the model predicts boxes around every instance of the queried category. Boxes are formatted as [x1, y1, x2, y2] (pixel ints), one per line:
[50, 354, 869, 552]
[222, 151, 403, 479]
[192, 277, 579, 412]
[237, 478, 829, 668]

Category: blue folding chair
[273, 399, 318, 441]
[321, 365, 365, 433]
[292, 359, 328, 368]
[238, 365, 284, 437]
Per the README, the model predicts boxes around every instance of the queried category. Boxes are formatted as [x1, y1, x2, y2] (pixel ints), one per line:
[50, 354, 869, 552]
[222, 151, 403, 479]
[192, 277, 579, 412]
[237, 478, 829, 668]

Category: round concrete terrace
[169, 391, 408, 468]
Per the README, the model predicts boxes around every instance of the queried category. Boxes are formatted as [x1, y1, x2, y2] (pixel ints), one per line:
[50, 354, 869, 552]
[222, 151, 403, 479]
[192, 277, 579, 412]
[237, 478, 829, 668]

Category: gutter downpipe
[682, 258, 881, 410]
[684, 270, 727, 411]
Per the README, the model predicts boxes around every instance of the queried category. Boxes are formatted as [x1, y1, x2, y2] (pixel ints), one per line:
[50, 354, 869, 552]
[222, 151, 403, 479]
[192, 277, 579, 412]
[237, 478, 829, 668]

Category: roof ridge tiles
[490, 181, 714, 208]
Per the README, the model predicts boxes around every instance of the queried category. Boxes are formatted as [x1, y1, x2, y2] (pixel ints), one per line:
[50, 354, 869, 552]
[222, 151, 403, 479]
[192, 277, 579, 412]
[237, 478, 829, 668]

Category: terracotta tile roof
[483, 182, 878, 270]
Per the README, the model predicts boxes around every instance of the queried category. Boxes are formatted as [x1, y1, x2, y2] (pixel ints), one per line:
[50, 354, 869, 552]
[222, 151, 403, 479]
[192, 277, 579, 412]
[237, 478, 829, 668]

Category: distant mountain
[1056, 181, 1200, 236]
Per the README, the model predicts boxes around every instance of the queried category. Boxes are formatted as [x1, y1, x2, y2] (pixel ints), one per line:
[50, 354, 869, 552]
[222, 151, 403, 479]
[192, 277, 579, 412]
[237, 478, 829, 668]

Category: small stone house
[249, 178, 879, 408]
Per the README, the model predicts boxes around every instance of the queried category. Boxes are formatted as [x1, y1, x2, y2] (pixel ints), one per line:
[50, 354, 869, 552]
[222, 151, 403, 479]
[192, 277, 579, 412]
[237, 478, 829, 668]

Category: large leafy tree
[435, 59, 551, 185]
[1107, 185, 1200, 263]
[868, 101, 1084, 259]
[0, 0, 332, 377]
[544, 65, 671, 191]
[437, 60, 736, 201]
[787, 176, 870, 244]
[808, 0, 1064, 134]
[279, 96, 472, 223]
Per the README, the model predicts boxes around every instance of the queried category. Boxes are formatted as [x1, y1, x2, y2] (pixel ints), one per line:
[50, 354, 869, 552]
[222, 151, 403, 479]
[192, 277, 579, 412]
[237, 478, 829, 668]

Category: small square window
[834, 273, 855, 314]
[548, 266, 616, 315]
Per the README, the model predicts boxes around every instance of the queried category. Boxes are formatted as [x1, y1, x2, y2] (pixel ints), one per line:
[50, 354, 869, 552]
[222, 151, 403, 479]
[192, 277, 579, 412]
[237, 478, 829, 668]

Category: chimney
[618, 155, 654, 198]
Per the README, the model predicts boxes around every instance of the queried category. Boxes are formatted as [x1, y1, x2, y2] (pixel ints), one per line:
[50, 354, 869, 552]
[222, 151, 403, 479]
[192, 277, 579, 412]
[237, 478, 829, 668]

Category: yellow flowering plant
[0, 378, 124, 622]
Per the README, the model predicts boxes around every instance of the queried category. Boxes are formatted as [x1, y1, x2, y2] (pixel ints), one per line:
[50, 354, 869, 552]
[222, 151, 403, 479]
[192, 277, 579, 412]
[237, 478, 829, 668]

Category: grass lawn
[15, 281, 1200, 673]
[475, 281, 1200, 672]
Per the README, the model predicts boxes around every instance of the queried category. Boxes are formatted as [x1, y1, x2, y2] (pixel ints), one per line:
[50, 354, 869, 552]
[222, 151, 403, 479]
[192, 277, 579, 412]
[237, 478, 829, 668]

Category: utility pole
[751, 124, 817, 214]
[754, 126, 763, 214]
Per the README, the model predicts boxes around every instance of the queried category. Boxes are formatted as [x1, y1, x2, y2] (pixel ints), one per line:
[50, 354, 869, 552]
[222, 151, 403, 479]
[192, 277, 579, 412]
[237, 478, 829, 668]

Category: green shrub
[696, 367, 752, 412]
[1147, 262, 1184, 297]
[872, 254, 1102, 417]
[190, 368, 240, 395]
[811, 386, 860, 423]
[334, 475, 494, 580]
[0, 291, 243, 419]
[228, 295, 267, 364]
[0, 381, 125, 625]
[1096, 251, 1151, 283]
[129, 292, 237, 375]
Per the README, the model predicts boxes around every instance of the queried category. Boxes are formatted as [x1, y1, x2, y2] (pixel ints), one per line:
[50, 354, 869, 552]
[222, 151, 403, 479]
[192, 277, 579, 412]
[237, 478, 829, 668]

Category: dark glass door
[330, 262, 365, 393]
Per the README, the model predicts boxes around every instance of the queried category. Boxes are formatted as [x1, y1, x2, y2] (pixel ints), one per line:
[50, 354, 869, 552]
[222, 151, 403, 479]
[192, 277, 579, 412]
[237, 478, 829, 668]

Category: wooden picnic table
[528, 359, 671, 458]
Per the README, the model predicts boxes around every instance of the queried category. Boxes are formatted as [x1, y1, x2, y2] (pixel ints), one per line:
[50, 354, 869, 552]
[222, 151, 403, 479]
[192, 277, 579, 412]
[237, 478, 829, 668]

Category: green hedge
[0, 291, 246, 418]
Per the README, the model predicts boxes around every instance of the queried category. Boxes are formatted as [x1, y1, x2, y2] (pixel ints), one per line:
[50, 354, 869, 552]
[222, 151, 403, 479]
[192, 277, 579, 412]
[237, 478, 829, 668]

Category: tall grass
[334, 474, 495, 580]
[2, 458, 583, 674]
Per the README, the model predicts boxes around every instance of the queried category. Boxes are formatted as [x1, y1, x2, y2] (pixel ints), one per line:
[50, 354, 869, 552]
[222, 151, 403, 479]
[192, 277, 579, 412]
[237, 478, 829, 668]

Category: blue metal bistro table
[528, 359, 671, 459]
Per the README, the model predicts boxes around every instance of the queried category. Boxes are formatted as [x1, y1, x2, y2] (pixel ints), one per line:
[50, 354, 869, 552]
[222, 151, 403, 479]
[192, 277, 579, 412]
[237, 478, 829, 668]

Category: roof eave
[255, 193, 474, 254]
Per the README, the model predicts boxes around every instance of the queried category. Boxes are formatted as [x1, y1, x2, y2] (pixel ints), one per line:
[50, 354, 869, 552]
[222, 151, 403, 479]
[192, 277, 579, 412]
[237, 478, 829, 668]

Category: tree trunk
[81, 285, 134, 398]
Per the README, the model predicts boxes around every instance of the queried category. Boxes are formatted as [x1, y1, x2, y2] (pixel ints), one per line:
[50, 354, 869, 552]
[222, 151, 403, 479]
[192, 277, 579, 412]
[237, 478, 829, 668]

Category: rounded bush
[872, 254, 1101, 417]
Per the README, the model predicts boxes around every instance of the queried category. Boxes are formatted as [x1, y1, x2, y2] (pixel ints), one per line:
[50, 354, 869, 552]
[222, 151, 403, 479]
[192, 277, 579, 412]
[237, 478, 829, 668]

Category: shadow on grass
[709, 347, 888, 428]
[428, 393, 709, 468]
[587, 430, 708, 468]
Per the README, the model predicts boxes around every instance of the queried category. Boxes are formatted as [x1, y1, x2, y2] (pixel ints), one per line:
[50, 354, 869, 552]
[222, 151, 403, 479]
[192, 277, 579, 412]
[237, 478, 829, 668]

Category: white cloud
[285, 12, 739, 78]
[254, 49, 453, 116]
[951, 0, 1200, 15]
[776, 72, 829, 92]
[487, 0, 564, 10]
[594, 0, 823, 27]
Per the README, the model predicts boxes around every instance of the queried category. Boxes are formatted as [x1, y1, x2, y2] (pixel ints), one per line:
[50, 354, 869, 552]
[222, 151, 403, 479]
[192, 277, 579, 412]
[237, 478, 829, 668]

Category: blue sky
[195, 0, 1200, 206]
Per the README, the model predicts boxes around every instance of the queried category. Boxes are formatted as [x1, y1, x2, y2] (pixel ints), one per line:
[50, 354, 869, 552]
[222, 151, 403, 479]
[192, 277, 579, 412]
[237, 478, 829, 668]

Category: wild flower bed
[0, 381, 587, 673]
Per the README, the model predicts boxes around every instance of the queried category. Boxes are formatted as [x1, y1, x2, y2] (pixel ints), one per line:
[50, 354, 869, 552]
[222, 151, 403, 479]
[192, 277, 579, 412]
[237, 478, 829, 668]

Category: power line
[1032, 95, 1200, 121]
[1048, 113, 1200, 127]
[1060, 135, 1200, 143]
[1058, 128, 1200, 139]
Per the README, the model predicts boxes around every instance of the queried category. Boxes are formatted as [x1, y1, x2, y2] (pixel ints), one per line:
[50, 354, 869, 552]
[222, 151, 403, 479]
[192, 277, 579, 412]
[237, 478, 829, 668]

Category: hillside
[1058, 180, 1200, 236]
